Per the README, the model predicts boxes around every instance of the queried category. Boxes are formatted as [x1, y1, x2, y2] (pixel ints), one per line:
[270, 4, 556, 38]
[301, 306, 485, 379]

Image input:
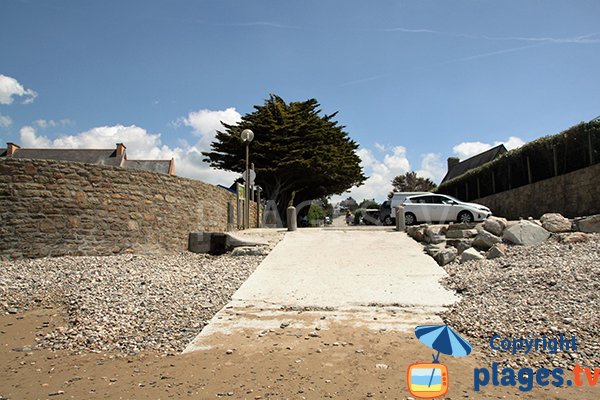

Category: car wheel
[405, 212, 417, 226]
[383, 215, 393, 226]
[457, 211, 474, 224]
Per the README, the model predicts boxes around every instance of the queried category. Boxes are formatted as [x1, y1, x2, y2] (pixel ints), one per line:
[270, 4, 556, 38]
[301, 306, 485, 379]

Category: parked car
[401, 194, 492, 225]
[361, 209, 380, 225]
[379, 192, 429, 225]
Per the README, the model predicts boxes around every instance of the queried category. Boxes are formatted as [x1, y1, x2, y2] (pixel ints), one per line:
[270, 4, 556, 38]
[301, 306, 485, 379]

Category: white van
[381, 192, 428, 224]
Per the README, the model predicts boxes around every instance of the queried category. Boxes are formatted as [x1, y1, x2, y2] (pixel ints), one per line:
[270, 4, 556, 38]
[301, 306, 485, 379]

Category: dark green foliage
[437, 121, 600, 200]
[307, 203, 327, 227]
[388, 171, 437, 198]
[359, 198, 379, 209]
[353, 208, 364, 225]
[339, 196, 359, 212]
[203, 95, 366, 219]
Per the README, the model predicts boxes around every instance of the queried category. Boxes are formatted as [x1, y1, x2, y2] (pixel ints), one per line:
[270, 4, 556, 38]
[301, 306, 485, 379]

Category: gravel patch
[441, 234, 600, 369]
[0, 231, 284, 354]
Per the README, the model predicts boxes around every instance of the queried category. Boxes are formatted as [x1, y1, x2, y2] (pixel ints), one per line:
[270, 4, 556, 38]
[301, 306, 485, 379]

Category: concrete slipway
[184, 227, 457, 352]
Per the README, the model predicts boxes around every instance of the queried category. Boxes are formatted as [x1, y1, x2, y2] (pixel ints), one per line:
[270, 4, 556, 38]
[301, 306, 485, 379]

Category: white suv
[402, 194, 492, 225]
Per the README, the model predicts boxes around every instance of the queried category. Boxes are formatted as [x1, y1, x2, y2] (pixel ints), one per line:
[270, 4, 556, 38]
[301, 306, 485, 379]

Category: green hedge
[437, 121, 600, 201]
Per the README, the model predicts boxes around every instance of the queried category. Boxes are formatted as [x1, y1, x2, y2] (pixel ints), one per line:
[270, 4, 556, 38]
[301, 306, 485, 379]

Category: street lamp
[241, 129, 254, 229]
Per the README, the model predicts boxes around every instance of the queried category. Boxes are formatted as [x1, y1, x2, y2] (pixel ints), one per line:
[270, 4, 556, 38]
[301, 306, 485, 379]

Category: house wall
[0, 158, 258, 259]
[473, 162, 600, 219]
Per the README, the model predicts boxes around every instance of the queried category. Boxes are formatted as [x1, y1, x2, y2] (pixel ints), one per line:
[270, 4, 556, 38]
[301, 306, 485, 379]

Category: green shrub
[307, 204, 326, 227]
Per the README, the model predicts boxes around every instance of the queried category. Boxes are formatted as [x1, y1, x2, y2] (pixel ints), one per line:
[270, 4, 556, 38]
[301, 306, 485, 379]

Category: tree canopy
[388, 171, 437, 198]
[203, 95, 366, 219]
[339, 196, 359, 212]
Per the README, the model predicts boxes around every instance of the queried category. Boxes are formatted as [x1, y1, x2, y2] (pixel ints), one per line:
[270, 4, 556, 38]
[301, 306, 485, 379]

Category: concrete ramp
[185, 229, 457, 353]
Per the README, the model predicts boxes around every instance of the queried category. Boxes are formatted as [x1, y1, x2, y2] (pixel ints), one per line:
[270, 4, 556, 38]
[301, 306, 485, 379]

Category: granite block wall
[473, 163, 600, 219]
[0, 158, 258, 259]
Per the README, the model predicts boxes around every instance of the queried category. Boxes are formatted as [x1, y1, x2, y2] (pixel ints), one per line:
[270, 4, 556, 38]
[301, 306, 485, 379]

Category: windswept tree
[388, 171, 437, 198]
[203, 95, 366, 220]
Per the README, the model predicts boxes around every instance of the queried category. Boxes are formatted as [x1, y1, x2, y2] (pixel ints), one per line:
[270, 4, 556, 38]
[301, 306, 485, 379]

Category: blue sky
[1, 0, 599, 201]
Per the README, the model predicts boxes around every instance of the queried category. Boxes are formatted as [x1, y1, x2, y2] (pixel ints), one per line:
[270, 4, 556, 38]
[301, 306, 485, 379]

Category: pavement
[184, 226, 457, 352]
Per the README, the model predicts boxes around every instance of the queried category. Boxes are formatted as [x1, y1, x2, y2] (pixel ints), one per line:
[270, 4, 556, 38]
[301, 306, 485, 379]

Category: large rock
[472, 230, 502, 250]
[576, 214, 600, 233]
[446, 229, 478, 239]
[486, 243, 507, 259]
[460, 248, 484, 263]
[425, 243, 446, 257]
[433, 247, 457, 266]
[558, 232, 589, 244]
[231, 246, 269, 256]
[424, 225, 448, 243]
[189, 232, 268, 255]
[407, 225, 426, 242]
[540, 213, 571, 233]
[502, 220, 550, 246]
[483, 216, 508, 236]
[447, 223, 477, 231]
[447, 239, 474, 255]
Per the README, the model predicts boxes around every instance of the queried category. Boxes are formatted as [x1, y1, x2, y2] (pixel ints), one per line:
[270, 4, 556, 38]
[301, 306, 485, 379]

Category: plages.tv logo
[406, 324, 472, 399]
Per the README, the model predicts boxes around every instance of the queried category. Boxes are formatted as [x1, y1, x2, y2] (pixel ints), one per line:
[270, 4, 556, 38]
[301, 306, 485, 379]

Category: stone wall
[473, 163, 600, 219]
[0, 158, 258, 259]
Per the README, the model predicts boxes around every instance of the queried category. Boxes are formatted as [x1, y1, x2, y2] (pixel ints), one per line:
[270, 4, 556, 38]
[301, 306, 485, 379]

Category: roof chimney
[6, 142, 20, 156]
[116, 143, 126, 157]
[447, 157, 460, 171]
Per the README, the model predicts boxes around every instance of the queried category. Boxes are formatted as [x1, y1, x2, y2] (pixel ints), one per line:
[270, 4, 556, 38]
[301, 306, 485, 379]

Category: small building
[0, 142, 175, 175]
[441, 144, 507, 184]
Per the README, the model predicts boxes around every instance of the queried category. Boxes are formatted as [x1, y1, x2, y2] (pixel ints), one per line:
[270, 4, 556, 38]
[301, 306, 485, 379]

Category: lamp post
[241, 129, 254, 229]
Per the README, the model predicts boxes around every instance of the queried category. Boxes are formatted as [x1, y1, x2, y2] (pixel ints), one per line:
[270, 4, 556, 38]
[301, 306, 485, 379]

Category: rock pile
[407, 212, 599, 266]
[0, 232, 283, 354]
[441, 234, 600, 369]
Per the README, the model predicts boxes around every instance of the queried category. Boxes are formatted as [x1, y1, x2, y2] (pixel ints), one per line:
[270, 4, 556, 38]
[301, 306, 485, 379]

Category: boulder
[558, 232, 589, 244]
[472, 230, 502, 250]
[460, 248, 484, 263]
[447, 223, 477, 231]
[483, 216, 508, 236]
[446, 229, 478, 239]
[486, 243, 507, 259]
[575, 214, 600, 233]
[540, 213, 571, 233]
[425, 243, 446, 257]
[502, 220, 550, 246]
[425, 225, 448, 242]
[231, 246, 269, 256]
[407, 225, 426, 241]
[189, 232, 268, 255]
[447, 239, 474, 255]
[433, 247, 457, 266]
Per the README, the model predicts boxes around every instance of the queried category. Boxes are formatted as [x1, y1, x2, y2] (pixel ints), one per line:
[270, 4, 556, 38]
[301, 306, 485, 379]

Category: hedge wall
[437, 120, 600, 201]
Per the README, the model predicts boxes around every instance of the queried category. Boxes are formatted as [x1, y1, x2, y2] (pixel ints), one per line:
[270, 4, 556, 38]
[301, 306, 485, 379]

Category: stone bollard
[395, 206, 406, 231]
[287, 206, 297, 231]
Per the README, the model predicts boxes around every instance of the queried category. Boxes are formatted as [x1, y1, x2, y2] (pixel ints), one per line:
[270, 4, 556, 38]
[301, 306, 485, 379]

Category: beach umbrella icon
[414, 324, 472, 388]
[415, 324, 472, 361]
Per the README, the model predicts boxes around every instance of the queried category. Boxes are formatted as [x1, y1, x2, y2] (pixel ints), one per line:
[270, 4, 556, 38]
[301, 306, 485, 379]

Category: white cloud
[0, 74, 38, 105]
[33, 119, 73, 129]
[177, 107, 242, 149]
[416, 153, 446, 182]
[452, 136, 526, 159]
[18, 122, 239, 185]
[332, 146, 411, 203]
[374, 142, 386, 152]
[0, 114, 12, 128]
[503, 136, 526, 150]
